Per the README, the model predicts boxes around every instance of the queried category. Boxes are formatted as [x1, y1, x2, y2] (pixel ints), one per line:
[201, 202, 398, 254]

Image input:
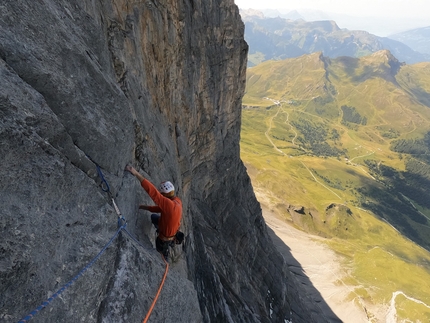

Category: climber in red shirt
[125, 165, 182, 260]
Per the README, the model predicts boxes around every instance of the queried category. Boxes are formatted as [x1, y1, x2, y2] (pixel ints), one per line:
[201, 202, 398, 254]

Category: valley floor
[261, 205, 370, 323]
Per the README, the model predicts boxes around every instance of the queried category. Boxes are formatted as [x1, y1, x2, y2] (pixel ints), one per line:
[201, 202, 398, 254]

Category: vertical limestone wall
[1, 1, 316, 322]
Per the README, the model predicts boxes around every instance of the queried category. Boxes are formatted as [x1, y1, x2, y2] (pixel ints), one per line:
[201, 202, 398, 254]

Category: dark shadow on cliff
[265, 226, 343, 323]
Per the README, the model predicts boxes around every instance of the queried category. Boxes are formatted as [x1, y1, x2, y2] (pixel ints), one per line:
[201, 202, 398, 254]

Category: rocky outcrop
[1, 1, 321, 322]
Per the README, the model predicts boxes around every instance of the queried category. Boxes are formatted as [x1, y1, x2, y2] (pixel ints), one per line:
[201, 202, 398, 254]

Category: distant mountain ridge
[389, 26, 430, 55]
[253, 8, 429, 37]
[241, 10, 430, 66]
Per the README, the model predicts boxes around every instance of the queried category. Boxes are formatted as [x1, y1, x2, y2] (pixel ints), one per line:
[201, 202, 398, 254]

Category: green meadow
[241, 52, 430, 321]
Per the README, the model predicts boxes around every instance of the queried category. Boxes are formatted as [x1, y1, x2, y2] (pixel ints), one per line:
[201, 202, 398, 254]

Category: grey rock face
[1, 1, 320, 322]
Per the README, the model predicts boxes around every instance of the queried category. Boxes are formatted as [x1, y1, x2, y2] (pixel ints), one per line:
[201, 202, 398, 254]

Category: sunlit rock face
[1, 1, 317, 322]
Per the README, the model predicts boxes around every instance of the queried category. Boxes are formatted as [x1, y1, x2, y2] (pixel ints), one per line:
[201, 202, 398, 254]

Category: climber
[125, 165, 182, 260]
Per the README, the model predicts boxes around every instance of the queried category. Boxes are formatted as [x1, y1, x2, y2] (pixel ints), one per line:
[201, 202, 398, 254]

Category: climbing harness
[17, 159, 170, 322]
[90, 160, 170, 323]
[89, 159, 170, 323]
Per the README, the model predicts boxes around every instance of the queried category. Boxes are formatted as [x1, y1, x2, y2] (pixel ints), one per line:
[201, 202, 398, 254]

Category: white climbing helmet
[159, 181, 175, 194]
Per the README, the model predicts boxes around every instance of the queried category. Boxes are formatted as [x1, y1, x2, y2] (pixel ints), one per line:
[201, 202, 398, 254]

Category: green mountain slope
[241, 50, 430, 322]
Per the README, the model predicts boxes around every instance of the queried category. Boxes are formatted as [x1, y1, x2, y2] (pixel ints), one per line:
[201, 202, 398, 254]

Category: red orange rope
[142, 254, 169, 323]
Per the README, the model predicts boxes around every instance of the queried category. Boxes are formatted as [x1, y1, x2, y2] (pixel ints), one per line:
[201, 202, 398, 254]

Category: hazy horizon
[235, 0, 429, 36]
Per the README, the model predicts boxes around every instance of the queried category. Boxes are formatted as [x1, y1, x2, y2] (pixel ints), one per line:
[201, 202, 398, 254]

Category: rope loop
[118, 215, 127, 228]
[96, 164, 110, 192]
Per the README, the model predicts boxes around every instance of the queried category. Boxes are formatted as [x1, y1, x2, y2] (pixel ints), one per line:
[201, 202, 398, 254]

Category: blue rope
[18, 224, 126, 322]
[117, 214, 126, 228]
[85, 154, 110, 192]
[89, 158, 123, 226]
[96, 164, 110, 192]
[122, 227, 152, 251]
[17, 158, 152, 322]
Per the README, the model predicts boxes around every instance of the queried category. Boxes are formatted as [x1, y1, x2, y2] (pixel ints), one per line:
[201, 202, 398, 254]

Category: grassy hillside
[241, 51, 430, 322]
